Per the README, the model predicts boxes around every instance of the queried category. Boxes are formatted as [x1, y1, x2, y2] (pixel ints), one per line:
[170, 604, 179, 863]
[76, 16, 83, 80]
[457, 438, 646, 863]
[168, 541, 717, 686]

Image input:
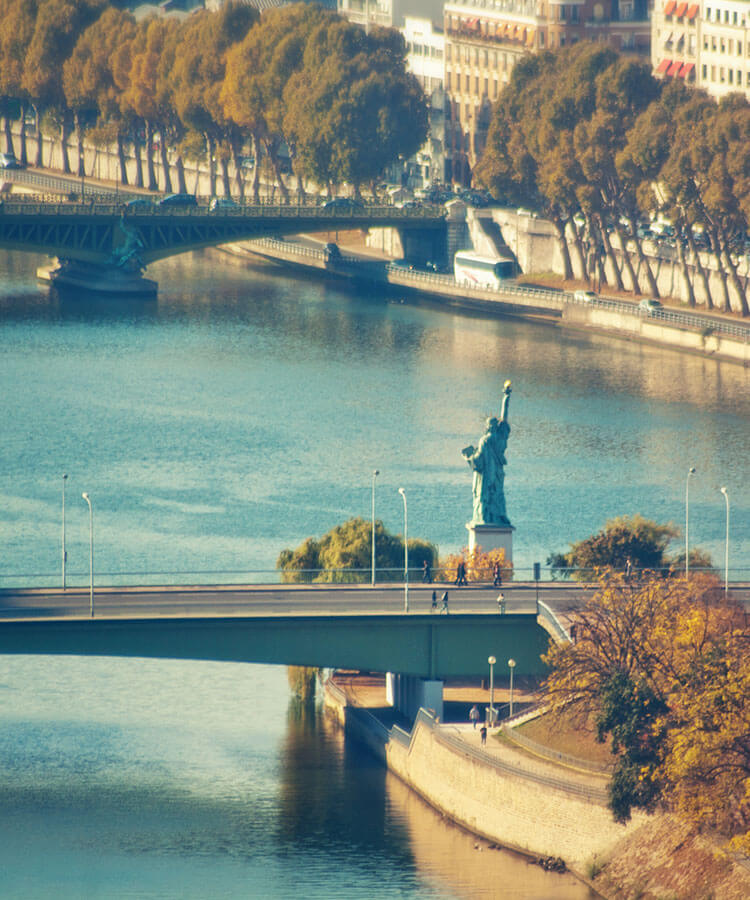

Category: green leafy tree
[277, 516, 436, 584]
[548, 515, 679, 579]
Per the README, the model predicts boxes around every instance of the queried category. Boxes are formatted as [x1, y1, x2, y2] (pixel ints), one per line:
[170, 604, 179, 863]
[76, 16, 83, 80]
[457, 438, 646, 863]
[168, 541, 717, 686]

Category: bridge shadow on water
[50, 287, 158, 322]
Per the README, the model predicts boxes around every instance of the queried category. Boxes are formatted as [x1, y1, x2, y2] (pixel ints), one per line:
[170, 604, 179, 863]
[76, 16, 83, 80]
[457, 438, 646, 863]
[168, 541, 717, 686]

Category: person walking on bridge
[441, 591, 449, 614]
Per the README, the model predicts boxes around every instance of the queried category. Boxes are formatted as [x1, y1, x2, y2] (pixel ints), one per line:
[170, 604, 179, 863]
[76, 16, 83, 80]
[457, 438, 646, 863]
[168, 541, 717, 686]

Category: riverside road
[1, 582, 747, 620]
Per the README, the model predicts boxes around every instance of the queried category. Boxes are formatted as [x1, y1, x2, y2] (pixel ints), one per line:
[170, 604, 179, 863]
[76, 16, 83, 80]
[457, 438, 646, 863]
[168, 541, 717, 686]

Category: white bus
[454, 251, 515, 289]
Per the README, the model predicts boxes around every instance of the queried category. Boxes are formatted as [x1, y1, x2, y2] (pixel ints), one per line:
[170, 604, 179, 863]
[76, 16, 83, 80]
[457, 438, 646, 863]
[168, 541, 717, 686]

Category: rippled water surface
[1, 249, 748, 583]
[0, 246, 748, 898]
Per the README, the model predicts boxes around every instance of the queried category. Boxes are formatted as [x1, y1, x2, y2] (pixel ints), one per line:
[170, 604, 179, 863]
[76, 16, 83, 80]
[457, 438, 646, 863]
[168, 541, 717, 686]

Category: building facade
[444, 0, 651, 183]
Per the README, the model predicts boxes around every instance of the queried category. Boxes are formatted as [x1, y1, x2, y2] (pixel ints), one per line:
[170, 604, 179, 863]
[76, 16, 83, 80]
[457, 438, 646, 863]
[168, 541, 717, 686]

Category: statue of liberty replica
[461, 381, 514, 558]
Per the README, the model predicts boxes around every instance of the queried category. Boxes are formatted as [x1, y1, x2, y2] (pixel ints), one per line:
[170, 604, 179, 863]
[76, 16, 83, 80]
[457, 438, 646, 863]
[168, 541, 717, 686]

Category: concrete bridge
[0, 584, 563, 719]
[0, 198, 446, 296]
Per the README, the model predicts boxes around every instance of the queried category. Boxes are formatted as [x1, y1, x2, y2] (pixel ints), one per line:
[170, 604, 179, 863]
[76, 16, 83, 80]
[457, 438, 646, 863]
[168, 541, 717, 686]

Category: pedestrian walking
[625, 557, 633, 581]
[441, 590, 449, 614]
[480, 724, 487, 746]
[422, 560, 432, 583]
[492, 562, 502, 586]
[431, 590, 438, 612]
[469, 704, 480, 729]
[455, 561, 467, 586]
[497, 592, 505, 613]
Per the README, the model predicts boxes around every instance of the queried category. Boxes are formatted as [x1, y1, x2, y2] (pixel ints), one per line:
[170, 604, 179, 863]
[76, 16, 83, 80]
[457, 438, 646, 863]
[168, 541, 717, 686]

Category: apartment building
[444, 0, 651, 184]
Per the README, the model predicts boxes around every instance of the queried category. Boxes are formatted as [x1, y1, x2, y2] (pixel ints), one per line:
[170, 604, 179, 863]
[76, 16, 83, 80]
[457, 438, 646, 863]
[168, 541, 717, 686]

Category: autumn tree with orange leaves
[543, 570, 750, 851]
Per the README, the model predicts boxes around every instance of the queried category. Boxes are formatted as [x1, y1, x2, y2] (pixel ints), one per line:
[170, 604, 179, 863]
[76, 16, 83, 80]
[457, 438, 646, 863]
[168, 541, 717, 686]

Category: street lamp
[82, 492, 94, 617]
[508, 658, 516, 718]
[371, 469, 379, 586]
[720, 486, 729, 597]
[398, 487, 408, 613]
[487, 655, 496, 724]
[62, 473, 68, 590]
[685, 467, 696, 579]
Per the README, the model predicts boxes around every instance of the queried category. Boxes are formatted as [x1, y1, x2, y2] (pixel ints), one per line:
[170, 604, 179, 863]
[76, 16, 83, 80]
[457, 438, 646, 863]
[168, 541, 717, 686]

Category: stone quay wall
[323, 681, 643, 873]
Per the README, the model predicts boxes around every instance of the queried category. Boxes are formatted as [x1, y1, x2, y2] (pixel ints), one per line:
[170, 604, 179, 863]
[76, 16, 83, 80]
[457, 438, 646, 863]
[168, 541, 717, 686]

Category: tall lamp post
[720, 486, 729, 598]
[508, 658, 516, 719]
[487, 655, 496, 724]
[61, 473, 68, 590]
[685, 466, 696, 579]
[82, 492, 94, 617]
[371, 469, 379, 586]
[398, 487, 408, 613]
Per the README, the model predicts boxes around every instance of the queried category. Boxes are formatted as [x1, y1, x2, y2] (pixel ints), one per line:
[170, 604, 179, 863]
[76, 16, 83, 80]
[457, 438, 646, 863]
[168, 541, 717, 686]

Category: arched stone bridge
[0, 199, 447, 294]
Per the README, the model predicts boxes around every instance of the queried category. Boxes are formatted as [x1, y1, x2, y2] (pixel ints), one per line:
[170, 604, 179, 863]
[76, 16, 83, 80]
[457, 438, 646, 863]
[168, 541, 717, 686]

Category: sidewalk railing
[500, 722, 613, 775]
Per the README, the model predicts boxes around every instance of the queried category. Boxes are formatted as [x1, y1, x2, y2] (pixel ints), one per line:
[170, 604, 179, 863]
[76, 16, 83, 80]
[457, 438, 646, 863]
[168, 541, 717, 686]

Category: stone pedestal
[466, 522, 514, 563]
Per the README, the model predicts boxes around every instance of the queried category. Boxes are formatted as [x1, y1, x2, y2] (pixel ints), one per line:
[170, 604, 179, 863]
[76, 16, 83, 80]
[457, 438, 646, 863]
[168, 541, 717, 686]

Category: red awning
[679, 62, 695, 78]
[686, 4, 699, 18]
[667, 60, 682, 76]
[656, 58, 672, 73]
[664, 0, 676, 13]
[675, 2, 688, 16]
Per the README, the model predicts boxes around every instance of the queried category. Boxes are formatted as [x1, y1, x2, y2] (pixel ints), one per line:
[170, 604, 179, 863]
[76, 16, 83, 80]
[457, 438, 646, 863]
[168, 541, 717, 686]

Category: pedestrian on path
[480, 724, 487, 746]
[441, 590, 449, 614]
[469, 704, 479, 728]
[431, 590, 438, 612]
[492, 562, 502, 586]
[497, 592, 505, 613]
[455, 561, 467, 586]
[422, 560, 432, 583]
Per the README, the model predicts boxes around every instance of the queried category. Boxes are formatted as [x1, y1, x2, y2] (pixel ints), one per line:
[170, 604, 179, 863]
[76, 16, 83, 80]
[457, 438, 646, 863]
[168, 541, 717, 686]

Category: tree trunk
[34, 111, 44, 167]
[159, 139, 172, 193]
[685, 229, 712, 309]
[174, 155, 187, 194]
[74, 112, 85, 177]
[133, 135, 144, 188]
[568, 218, 587, 280]
[229, 133, 243, 199]
[612, 222, 639, 293]
[19, 104, 28, 166]
[251, 133, 260, 203]
[551, 214, 574, 280]
[721, 241, 750, 316]
[60, 117, 72, 174]
[628, 215, 660, 298]
[145, 120, 157, 191]
[675, 225, 696, 307]
[4, 116, 15, 156]
[596, 214, 624, 292]
[220, 155, 231, 197]
[205, 133, 216, 197]
[709, 236, 731, 312]
[116, 133, 129, 186]
[264, 137, 289, 203]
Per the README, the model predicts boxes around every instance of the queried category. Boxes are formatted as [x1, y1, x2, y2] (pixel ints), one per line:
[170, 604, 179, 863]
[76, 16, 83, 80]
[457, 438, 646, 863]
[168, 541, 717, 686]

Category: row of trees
[276, 516, 511, 583]
[475, 42, 750, 316]
[543, 571, 750, 854]
[0, 1, 427, 200]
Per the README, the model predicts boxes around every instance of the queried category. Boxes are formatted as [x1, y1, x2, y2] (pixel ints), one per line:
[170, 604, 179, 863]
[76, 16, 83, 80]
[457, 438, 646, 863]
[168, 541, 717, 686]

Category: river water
[1, 247, 749, 898]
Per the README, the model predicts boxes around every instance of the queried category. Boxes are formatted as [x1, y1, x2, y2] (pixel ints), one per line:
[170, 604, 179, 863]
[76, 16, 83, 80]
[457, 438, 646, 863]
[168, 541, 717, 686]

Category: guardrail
[536, 600, 570, 644]
[385, 263, 750, 342]
[416, 709, 610, 803]
[499, 721, 613, 775]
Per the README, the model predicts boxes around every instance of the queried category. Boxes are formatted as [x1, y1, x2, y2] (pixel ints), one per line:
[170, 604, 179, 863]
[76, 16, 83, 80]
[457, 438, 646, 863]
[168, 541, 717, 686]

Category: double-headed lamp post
[720, 486, 729, 597]
[371, 469, 379, 586]
[508, 658, 516, 719]
[685, 466, 696, 579]
[81, 492, 94, 617]
[487, 655, 496, 724]
[62, 473, 68, 590]
[398, 487, 408, 613]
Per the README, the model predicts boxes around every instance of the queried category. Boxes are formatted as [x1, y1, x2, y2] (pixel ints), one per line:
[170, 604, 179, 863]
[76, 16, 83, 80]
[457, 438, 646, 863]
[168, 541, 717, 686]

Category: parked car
[574, 290, 597, 304]
[0, 153, 24, 170]
[157, 193, 197, 208]
[320, 197, 363, 212]
[124, 197, 154, 210]
[638, 298, 663, 314]
[209, 196, 238, 211]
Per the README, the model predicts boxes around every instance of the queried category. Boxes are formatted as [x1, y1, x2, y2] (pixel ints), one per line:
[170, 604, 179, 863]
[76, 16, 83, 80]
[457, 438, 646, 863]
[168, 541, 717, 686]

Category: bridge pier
[37, 259, 158, 297]
[386, 672, 444, 721]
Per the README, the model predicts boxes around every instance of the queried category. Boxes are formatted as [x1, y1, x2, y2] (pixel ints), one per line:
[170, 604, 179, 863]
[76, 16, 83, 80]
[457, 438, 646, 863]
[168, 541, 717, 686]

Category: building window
[492, 51, 498, 68]
[702, 63, 707, 78]
[447, 71, 452, 90]
[493, 78, 498, 98]
[484, 76, 489, 95]
[729, 68, 734, 83]
[475, 75, 479, 93]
